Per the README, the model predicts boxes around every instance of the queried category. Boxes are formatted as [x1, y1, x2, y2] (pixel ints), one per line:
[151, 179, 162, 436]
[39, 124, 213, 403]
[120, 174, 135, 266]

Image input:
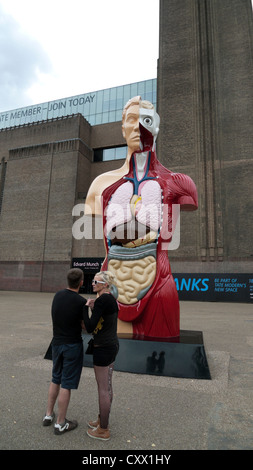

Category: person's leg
[108, 363, 114, 406]
[94, 363, 114, 429]
[46, 382, 60, 416]
[58, 343, 82, 423]
[45, 343, 62, 418]
[56, 388, 71, 424]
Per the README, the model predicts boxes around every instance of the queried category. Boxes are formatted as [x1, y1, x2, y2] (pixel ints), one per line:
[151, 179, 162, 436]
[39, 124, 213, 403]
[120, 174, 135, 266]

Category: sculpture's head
[122, 96, 160, 153]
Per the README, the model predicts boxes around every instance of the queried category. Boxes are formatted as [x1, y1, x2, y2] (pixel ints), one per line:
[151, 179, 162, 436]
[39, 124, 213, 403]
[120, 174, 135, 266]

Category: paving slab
[0, 291, 252, 461]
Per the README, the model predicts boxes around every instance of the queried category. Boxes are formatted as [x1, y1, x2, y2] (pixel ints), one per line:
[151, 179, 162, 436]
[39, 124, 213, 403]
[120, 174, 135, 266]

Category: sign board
[72, 258, 104, 273]
[0, 93, 96, 129]
[174, 273, 253, 303]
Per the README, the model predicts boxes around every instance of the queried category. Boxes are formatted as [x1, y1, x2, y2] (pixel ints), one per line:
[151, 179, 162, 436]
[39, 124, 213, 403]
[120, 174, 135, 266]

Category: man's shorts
[52, 342, 83, 390]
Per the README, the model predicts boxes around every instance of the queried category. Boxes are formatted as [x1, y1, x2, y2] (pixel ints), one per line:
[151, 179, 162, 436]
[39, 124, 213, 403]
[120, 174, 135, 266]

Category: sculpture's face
[123, 104, 140, 153]
[139, 106, 160, 151]
[123, 102, 160, 153]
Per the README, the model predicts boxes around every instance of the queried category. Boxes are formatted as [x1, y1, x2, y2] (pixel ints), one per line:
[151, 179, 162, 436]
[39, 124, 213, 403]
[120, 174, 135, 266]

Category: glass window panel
[89, 115, 95, 125]
[145, 79, 153, 92]
[102, 112, 109, 123]
[110, 87, 117, 98]
[103, 148, 115, 161]
[84, 97, 90, 116]
[19, 113, 27, 126]
[115, 146, 127, 160]
[95, 113, 102, 125]
[109, 88, 117, 111]
[103, 89, 110, 99]
[130, 83, 138, 97]
[116, 86, 124, 109]
[89, 95, 96, 115]
[144, 91, 153, 103]
[95, 146, 129, 161]
[108, 111, 116, 122]
[41, 106, 49, 121]
[78, 98, 89, 117]
[96, 91, 103, 113]
[103, 100, 110, 112]
[137, 81, 145, 97]
[123, 84, 131, 103]
[116, 86, 123, 98]
[109, 99, 117, 111]
[115, 109, 123, 121]
[103, 89, 110, 112]
[48, 100, 62, 119]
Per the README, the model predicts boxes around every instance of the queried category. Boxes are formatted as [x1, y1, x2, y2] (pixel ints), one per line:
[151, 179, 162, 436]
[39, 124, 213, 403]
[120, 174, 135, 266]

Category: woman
[83, 271, 119, 441]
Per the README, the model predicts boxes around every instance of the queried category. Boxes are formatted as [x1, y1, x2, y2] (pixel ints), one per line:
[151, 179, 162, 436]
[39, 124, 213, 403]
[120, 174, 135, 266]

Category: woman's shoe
[87, 425, 110, 441]
[88, 415, 100, 429]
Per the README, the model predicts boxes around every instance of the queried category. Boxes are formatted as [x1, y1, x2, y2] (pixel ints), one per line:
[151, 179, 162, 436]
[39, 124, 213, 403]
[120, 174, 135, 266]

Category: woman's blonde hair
[96, 271, 116, 290]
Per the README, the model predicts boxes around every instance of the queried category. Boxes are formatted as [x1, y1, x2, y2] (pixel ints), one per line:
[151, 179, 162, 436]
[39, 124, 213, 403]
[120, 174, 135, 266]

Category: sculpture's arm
[171, 173, 198, 211]
[84, 162, 129, 216]
[84, 178, 103, 216]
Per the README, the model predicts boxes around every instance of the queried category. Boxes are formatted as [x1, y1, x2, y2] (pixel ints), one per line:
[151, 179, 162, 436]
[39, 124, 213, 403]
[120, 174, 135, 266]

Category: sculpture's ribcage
[105, 180, 162, 237]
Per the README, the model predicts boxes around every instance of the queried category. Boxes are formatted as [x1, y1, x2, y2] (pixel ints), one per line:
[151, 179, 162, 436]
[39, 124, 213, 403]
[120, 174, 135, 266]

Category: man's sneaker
[87, 425, 110, 441]
[88, 415, 100, 429]
[54, 419, 78, 435]
[42, 412, 55, 426]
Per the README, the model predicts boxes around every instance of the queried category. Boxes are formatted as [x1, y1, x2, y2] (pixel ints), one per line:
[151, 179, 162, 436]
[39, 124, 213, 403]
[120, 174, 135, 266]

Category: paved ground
[0, 290, 252, 457]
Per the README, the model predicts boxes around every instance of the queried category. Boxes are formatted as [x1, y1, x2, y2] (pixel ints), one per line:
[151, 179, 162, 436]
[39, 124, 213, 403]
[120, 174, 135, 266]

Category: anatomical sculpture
[85, 96, 198, 338]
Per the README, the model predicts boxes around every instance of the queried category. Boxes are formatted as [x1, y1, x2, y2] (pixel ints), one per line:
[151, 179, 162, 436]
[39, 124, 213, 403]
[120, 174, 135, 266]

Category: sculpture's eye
[143, 116, 153, 126]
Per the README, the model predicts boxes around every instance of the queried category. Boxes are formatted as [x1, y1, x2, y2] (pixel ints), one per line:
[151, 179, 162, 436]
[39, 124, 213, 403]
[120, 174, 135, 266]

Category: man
[43, 268, 87, 434]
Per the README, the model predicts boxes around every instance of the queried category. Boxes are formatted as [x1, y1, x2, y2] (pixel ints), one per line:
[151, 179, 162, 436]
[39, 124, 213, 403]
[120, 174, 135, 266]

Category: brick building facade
[0, 0, 252, 298]
[157, 0, 253, 273]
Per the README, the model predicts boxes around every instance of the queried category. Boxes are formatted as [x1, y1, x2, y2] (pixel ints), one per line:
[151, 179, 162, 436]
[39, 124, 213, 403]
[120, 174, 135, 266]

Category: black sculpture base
[45, 330, 211, 380]
[83, 330, 211, 380]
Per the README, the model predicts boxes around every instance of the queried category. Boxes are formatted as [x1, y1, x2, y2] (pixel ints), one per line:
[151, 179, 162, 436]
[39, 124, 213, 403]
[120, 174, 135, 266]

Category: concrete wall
[157, 0, 253, 272]
[0, 115, 92, 291]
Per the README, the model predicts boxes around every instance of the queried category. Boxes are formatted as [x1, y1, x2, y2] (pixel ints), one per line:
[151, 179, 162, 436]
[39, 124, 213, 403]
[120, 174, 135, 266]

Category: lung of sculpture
[85, 96, 198, 338]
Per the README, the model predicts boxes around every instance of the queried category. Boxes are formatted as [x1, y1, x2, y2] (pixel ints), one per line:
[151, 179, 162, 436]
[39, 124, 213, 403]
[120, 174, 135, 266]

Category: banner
[0, 93, 96, 129]
[174, 273, 252, 303]
[72, 257, 104, 273]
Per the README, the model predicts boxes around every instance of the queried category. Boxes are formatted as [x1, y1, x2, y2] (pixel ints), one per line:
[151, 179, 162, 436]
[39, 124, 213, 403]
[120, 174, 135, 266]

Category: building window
[90, 79, 157, 126]
[94, 146, 127, 162]
[0, 79, 157, 130]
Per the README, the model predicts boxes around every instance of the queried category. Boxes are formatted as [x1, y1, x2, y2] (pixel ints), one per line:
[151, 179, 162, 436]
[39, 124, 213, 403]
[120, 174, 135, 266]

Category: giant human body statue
[85, 97, 198, 338]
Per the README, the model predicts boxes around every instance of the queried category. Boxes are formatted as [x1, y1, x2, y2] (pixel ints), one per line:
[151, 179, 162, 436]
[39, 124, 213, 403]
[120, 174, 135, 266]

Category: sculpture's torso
[100, 151, 197, 337]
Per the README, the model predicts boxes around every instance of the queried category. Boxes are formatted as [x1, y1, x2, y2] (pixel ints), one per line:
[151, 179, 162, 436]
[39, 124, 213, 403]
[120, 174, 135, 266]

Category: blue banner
[174, 273, 252, 303]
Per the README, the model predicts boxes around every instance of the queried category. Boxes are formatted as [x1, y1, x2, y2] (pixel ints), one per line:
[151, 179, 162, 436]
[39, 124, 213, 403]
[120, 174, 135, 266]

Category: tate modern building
[0, 0, 252, 303]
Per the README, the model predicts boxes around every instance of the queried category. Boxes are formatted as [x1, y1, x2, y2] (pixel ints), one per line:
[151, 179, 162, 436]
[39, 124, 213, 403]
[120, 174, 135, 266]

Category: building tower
[157, 0, 253, 274]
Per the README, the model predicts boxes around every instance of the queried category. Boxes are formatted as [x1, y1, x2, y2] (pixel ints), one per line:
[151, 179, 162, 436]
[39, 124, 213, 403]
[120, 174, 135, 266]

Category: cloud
[0, 0, 159, 109]
[0, 6, 52, 111]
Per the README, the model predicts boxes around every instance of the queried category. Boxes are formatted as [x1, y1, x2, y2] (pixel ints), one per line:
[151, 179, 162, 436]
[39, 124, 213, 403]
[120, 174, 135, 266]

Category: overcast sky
[0, 0, 159, 112]
[0, 0, 252, 114]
